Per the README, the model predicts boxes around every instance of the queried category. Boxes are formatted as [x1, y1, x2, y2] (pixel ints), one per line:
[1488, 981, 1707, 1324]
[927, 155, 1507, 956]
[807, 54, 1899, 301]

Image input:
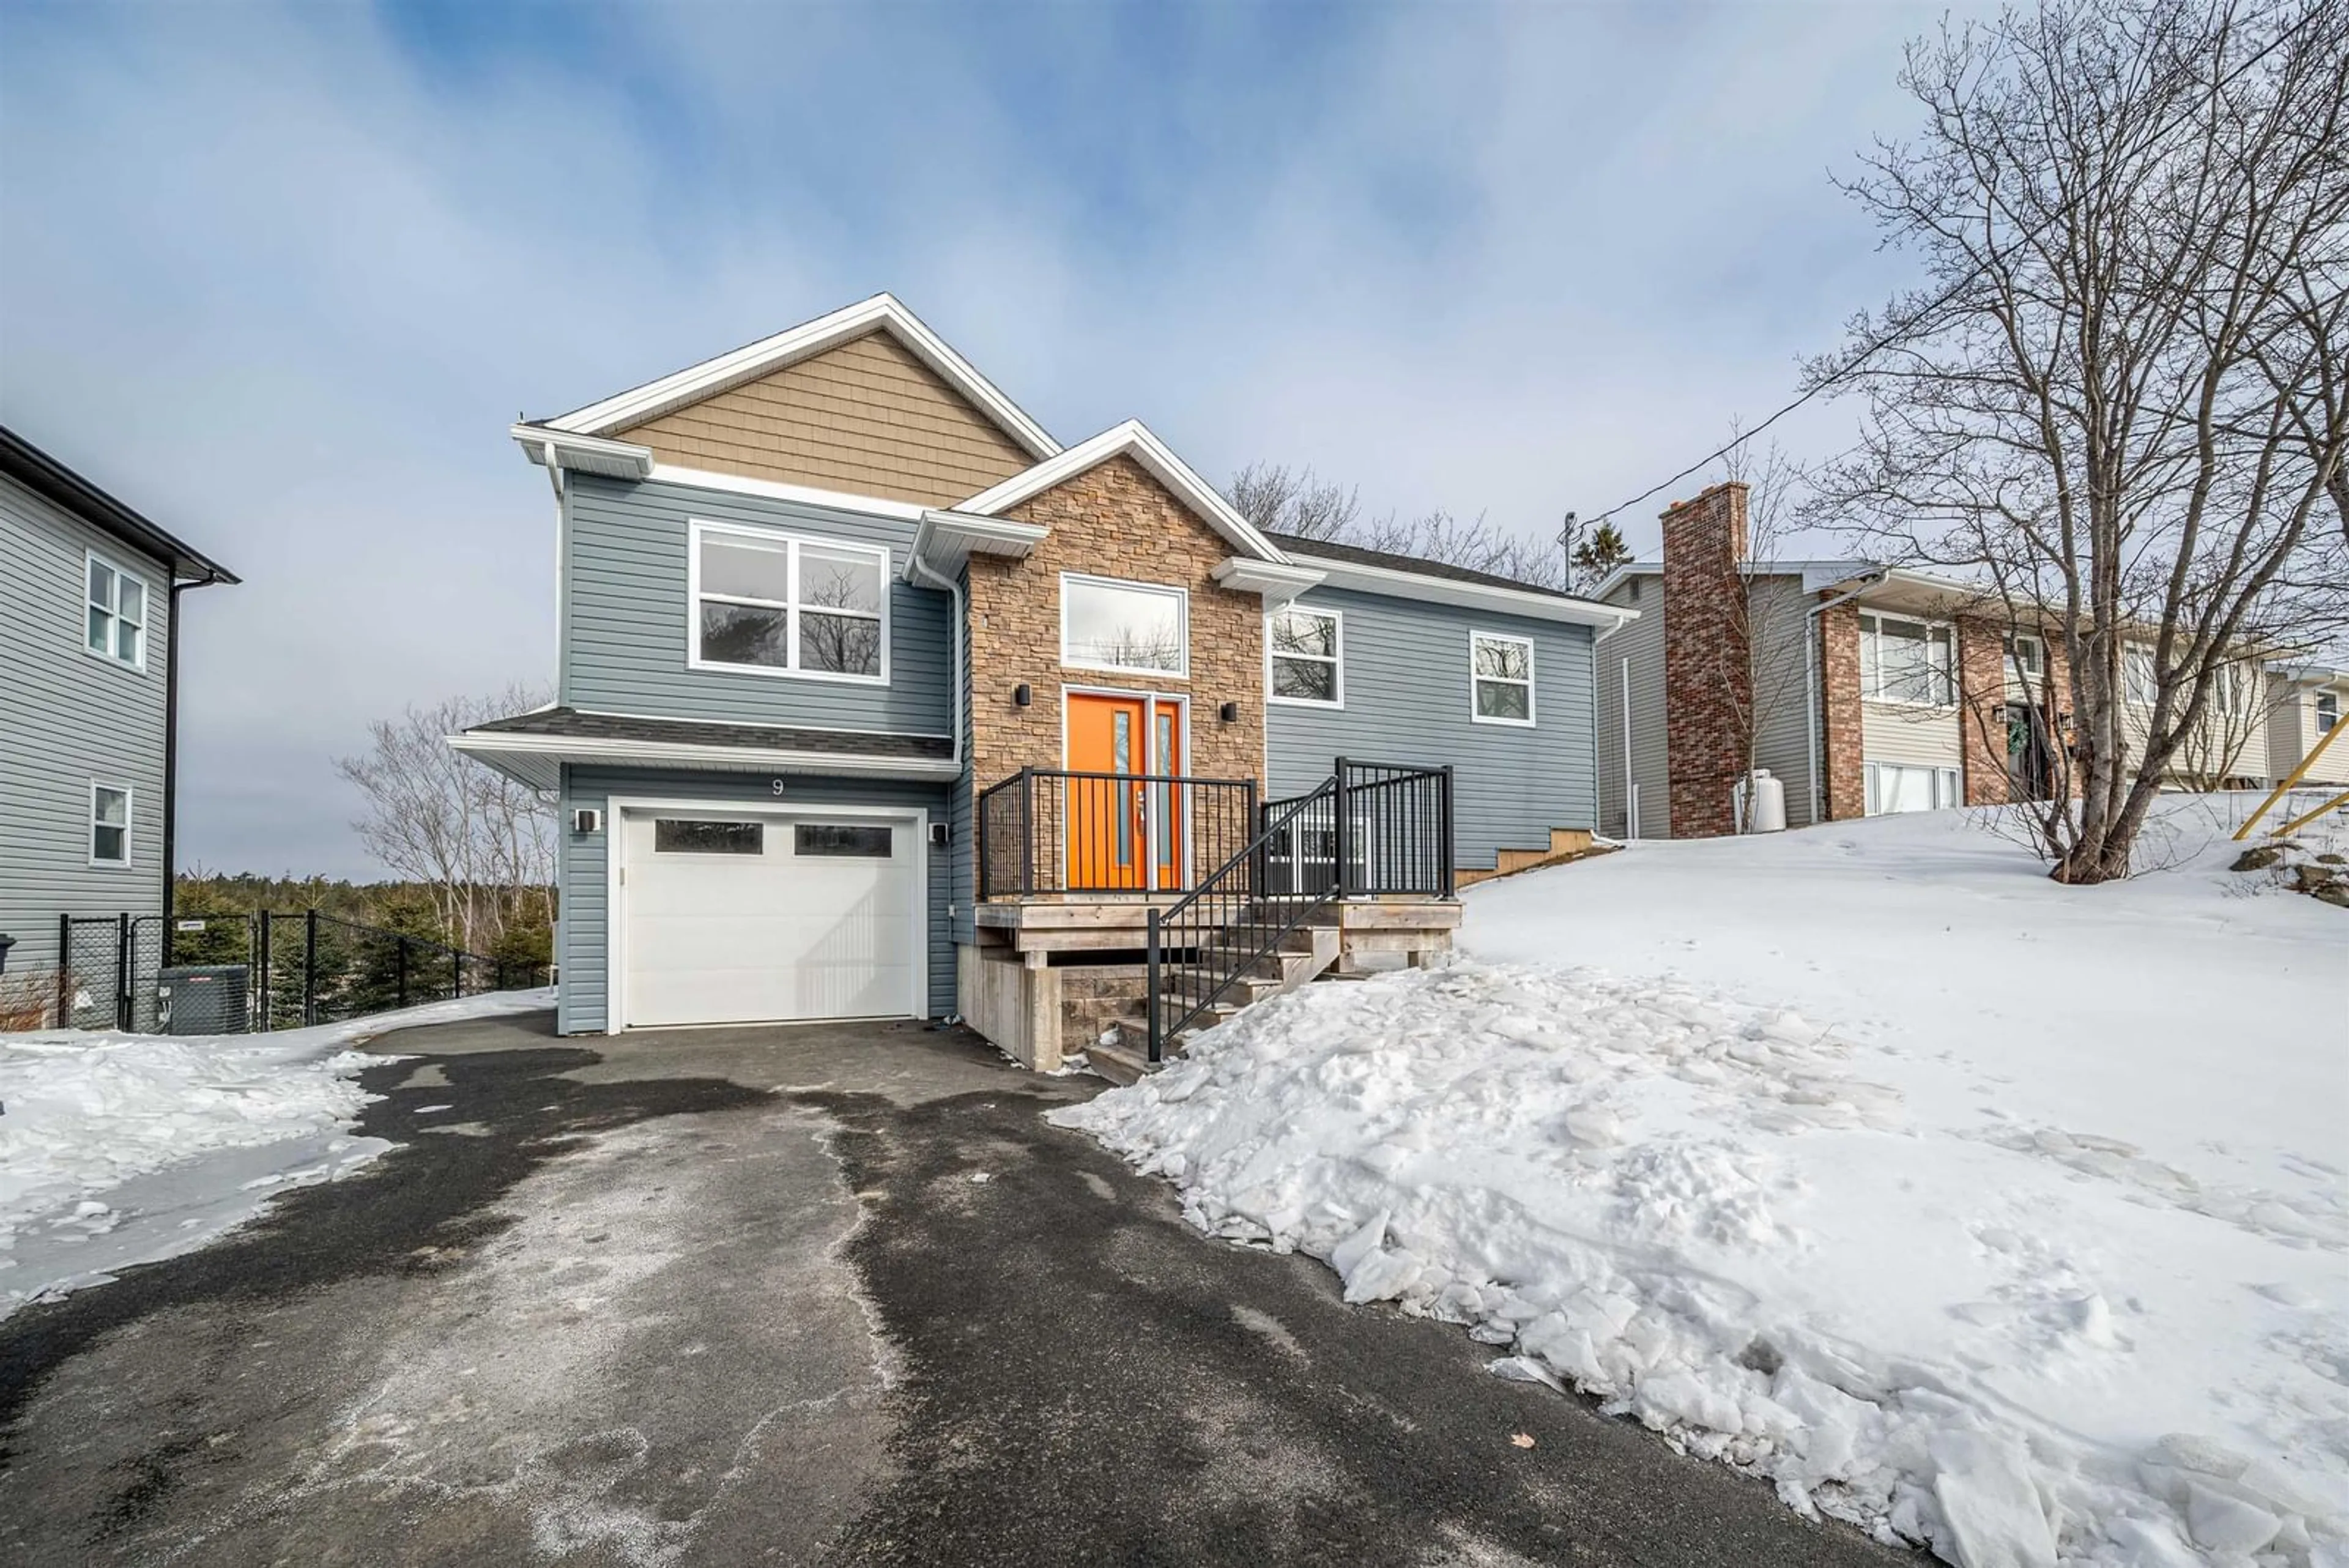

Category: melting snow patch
[1, 987, 555, 1317]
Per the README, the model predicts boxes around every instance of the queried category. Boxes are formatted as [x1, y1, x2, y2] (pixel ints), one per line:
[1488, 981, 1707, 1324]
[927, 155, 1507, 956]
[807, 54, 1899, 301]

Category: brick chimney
[1660, 482, 1750, 838]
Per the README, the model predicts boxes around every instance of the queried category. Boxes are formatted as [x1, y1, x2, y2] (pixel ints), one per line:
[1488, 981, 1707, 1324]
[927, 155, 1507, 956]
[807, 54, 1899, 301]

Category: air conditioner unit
[573, 808, 603, 834]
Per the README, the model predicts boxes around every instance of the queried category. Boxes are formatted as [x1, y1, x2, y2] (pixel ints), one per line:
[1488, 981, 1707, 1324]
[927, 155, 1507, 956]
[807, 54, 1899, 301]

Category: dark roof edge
[0, 425, 240, 585]
[1263, 529, 1613, 610]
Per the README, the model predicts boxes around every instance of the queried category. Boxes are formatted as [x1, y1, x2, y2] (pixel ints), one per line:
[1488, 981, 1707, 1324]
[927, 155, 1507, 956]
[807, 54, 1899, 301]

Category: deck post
[1146, 907, 1163, 1063]
[1332, 757, 1352, 899]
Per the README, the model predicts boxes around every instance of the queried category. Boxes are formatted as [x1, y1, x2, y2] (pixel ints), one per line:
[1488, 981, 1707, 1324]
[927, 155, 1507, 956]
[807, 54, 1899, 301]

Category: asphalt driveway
[0, 1011, 1912, 1566]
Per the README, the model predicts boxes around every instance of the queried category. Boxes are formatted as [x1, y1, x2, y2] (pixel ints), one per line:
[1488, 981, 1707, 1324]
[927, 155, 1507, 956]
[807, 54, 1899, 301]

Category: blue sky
[1, 0, 1952, 877]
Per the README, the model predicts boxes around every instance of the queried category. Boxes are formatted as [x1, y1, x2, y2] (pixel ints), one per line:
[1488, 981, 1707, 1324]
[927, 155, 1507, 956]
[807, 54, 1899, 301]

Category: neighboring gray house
[0, 425, 238, 995]
[454, 294, 1627, 1074]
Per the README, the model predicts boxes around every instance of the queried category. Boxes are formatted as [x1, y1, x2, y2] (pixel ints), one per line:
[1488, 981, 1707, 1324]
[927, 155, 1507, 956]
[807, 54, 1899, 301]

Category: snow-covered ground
[0, 987, 555, 1317]
[1054, 803, 2346, 1567]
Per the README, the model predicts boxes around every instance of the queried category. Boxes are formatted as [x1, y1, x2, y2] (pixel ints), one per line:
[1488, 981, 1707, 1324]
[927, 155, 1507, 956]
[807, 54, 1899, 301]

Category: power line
[1583, 0, 2327, 529]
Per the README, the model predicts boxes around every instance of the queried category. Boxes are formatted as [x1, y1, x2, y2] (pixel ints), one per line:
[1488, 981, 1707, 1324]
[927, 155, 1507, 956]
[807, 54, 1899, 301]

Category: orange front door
[1065, 693, 1183, 890]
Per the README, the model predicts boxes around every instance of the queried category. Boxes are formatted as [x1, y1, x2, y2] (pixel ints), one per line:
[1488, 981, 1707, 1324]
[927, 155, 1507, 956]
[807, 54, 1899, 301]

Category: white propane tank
[1739, 769, 1788, 833]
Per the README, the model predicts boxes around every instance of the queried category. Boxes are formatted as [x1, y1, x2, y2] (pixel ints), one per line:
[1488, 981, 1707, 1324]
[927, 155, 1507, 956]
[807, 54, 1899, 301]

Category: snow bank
[1053, 808, 2345, 1567]
[0, 987, 554, 1315]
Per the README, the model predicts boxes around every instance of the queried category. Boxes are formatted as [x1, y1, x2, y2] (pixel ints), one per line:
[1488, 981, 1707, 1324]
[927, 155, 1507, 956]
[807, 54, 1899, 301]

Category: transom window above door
[1267, 605, 1341, 705]
[1061, 574, 1187, 677]
[690, 522, 886, 682]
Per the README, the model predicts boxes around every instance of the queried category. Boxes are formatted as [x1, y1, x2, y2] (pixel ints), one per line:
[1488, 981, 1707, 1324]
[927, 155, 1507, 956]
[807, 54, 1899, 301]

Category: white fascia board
[538, 292, 1059, 459]
[1212, 557, 1325, 606]
[1285, 552, 1636, 630]
[447, 732, 962, 782]
[513, 425, 655, 478]
[958, 420, 1289, 565]
[903, 509, 1049, 582]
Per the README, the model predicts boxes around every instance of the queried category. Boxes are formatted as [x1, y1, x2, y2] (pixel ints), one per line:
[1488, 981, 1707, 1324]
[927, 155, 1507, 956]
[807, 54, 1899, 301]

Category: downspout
[1805, 571, 1887, 827]
[1622, 652, 1636, 838]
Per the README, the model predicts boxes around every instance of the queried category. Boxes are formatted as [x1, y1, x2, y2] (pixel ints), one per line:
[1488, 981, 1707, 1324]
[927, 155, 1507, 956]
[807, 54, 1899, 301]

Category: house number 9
[771, 779, 787, 796]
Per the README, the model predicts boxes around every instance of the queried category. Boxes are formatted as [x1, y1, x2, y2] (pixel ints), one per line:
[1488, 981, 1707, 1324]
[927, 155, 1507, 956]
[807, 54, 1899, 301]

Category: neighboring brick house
[1592, 481, 2291, 841]
[455, 295, 1631, 1072]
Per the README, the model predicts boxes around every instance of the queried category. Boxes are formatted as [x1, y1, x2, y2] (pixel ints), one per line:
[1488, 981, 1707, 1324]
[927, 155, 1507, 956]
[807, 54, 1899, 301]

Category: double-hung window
[2123, 643, 2158, 707]
[2005, 632, 2043, 684]
[691, 524, 886, 681]
[1061, 574, 1188, 677]
[1859, 614, 1954, 705]
[1470, 631, 1535, 725]
[90, 782, 131, 866]
[1267, 605, 1341, 705]
[86, 552, 148, 669]
[2317, 691, 2339, 734]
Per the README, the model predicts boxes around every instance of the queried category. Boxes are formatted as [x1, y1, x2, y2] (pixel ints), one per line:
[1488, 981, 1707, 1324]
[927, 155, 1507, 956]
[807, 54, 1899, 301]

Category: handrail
[1145, 756, 1457, 1062]
[1148, 778, 1338, 1061]
[977, 767, 1259, 897]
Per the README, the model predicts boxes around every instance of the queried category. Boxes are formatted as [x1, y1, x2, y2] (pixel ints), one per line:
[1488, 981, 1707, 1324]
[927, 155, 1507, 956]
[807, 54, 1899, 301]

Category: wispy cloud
[1, 0, 1948, 875]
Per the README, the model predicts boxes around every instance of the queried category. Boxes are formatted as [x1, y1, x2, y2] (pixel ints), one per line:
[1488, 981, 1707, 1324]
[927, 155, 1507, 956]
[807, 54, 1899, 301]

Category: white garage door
[619, 809, 921, 1029]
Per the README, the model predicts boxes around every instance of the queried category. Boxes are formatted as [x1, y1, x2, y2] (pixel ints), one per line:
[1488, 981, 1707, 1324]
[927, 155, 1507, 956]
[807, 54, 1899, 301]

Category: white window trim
[1059, 571, 1190, 680]
[83, 548, 151, 672]
[2122, 641, 2159, 709]
[2317, 690, 2339, 734]
[2005, 631, 2044, 683]
[1468, 629, 1537, 727]
[1265, 604, 1344, 708]
[1862, 760, 1961, 816]
[1858, 611, 1957, 708]
[89, 779, 133, 867]
[685, 519, 891, 686]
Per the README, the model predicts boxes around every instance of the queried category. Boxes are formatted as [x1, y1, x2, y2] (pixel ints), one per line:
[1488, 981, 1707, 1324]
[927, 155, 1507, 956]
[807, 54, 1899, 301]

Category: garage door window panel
[654, 819, 765, 853]
[795, 823, 894, 857]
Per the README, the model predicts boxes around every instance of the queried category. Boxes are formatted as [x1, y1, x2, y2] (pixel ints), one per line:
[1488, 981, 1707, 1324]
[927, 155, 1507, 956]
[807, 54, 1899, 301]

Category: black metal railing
[255, 910, 547, 1031]
[34, 908, 547, 1035]
[1146, 756, 1455, 1062]
[976, 768, 1259, 896]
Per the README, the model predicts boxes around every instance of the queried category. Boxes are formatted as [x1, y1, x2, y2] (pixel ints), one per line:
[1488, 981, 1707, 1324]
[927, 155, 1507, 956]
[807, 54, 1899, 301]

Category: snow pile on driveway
[0, 987, 554, 1316]
[1053, 808, 2344, 1567]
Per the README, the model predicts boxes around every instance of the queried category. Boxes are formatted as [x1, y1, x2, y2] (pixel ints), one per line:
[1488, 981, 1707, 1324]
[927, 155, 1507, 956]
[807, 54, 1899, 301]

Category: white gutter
[1284, 552, 1638, 631]
[1804, 570, 1888, 826]
[448, 732, 962, 781]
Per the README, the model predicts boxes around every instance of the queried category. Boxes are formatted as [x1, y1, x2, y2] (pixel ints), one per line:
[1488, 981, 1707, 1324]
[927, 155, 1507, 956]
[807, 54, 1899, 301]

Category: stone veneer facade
[1660, 483, 1751, 838]
[963, 453, 1267, 800]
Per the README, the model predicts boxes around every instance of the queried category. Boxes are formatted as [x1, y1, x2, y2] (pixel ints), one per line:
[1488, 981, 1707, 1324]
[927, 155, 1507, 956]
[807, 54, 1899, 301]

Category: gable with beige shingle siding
[0, 472, 171, 975]
[616, 330, 1036, 507]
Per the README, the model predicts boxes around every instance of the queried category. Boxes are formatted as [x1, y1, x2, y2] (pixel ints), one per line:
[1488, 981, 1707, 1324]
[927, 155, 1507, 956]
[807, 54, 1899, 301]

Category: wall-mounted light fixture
[1219, 701, 1240, 723]
[1014, 683, 1033, 707]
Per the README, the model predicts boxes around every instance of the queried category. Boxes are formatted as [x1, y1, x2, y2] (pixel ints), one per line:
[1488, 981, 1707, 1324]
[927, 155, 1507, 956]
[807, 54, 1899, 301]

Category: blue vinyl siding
[562, 473, 952, 735]
[1264, 587, 1597, 870]
[556, 764, 955, 1034]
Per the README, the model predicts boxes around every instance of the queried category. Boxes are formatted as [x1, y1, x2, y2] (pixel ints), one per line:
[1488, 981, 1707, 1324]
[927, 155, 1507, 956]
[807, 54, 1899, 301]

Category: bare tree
[1807, 0, 2349, 882]
[1228, 464, 1573, 588]
[1712, 438, 1819, 828]
[1228, 463, 1362, 541]
[336, 684, 557, 950]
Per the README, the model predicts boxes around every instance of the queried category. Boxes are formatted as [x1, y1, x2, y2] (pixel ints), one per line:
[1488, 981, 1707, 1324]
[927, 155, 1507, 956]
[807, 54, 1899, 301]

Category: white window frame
[1468, 629, 1537, 727]
[1858, 612, 1956, 707]
[1059, 572, 1190, 680]
[2123, 642, 2159, 708]
[1862, 761, 1961, 816]
[84, 549, 150, 672]
[89, 780, 132, 867]
[1265, 604, 1343, 708]
[2005, 631, 2044, 684]
[2318, 690, 2340, 734]
[686, 520, 890, 685]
